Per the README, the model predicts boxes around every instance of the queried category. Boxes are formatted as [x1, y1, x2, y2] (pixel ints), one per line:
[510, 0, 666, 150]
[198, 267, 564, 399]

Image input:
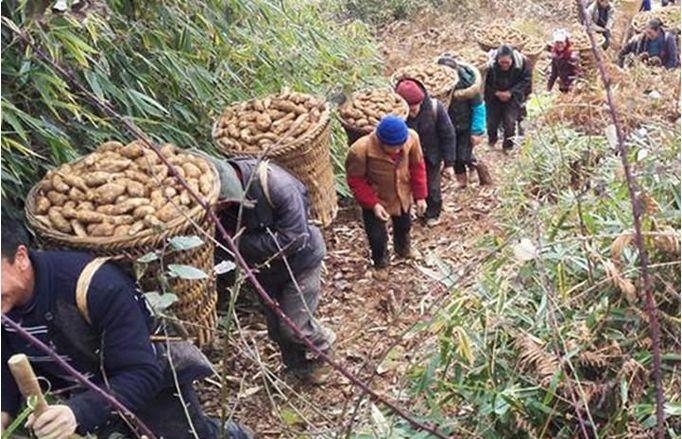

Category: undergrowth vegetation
[1, 0, 383, 208]
[402, 123, 681, 438]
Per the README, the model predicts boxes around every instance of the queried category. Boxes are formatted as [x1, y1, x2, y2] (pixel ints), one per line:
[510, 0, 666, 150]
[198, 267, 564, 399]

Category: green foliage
[403, 124, 681, 438]
[334, 0, 419, 25]
[1, 0, 383, 208]
[1, 399, 34, 439]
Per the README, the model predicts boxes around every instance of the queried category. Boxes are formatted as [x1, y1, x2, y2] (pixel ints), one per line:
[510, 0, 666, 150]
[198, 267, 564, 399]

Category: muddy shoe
[475, 161, 493, 185]
[293, 352, 334, 385]
[396, 246, 421, 260]
[372, 267, 390, 281]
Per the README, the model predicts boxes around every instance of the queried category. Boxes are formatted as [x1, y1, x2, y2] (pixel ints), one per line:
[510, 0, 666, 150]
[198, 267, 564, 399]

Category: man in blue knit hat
[345, 115, 428, 268]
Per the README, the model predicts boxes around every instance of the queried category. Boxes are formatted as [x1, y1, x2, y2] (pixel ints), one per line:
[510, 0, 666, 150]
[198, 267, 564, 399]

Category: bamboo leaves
[1, 0, 381, 207]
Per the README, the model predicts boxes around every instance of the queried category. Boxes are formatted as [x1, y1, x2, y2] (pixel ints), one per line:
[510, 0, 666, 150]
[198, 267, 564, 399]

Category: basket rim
[25, 149, 220, 249]
[337, 87, 409, 133]
[212, 93, 331, 156]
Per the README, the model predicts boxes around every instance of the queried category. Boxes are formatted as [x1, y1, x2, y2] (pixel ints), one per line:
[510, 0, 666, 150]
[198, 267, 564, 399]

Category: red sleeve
[347, 175, 379, 209]
[410, 160, 427, 200]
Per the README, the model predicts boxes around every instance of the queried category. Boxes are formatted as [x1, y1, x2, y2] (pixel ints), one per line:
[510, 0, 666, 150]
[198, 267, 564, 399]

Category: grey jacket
[215, 158, 325, 283]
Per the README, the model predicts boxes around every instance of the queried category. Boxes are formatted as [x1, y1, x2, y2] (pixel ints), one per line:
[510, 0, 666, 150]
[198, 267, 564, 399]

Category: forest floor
[197, 2, 637, 437]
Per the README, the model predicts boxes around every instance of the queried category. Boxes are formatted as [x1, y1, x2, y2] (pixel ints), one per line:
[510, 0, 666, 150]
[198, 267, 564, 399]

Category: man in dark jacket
[210, 156, 334, 384]
[437, 55, 492, 188]
[395, 78, 456, 226]
[484, 44, 533, 153]
[0, 214, 251, 439]
[618, 18, 680, 69]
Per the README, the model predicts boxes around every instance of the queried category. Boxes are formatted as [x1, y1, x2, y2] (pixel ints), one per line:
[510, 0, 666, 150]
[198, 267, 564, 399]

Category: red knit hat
[395, 80, 425, 105]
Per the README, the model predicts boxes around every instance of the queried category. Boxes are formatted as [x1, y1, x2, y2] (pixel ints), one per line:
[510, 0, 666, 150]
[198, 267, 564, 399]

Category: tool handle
[7, 354, 48, 416]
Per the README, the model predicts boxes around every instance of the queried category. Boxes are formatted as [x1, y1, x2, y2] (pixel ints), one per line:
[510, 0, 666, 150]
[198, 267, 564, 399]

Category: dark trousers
[362, 208, 411, 264]
[260, 264, 332, 373]
[425, 161, 443, 219]
[597, 28, 611, 49]
[454, 130, 477, 174]
[487, 99, 520, 150]
[98, 383, 250, 439]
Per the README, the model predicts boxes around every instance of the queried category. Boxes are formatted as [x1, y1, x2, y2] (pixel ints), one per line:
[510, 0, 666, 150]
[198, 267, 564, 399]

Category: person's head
[395, 79, 425, 118]
[552, 29, 569, 52]
[597, 0, 610, 7]
[496, 45, 515, 71]
[375, 115, 409, 153]
[644, 18, 663, 41]
[1, 212, 34, 314]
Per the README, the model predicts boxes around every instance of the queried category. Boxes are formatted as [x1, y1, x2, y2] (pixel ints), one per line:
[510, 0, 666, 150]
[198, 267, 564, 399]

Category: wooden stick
[7, 354, 84, 439]
[7, 354, 48, 416]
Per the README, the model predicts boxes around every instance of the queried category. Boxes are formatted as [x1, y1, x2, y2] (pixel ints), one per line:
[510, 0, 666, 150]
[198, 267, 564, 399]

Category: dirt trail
[200, 5, 564, 437]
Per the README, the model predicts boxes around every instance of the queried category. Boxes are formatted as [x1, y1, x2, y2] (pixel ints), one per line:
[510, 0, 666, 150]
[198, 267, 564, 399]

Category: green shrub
[401, 124, 681, 438]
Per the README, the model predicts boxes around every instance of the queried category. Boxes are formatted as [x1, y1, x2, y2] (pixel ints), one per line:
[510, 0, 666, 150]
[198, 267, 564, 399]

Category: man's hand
[470, 134, 484, 146]
[26, 405, 77, 439]
[495, 91, 512, 102]
[442, 166, 455, 179]
[415, 199, 427, 216]
[1, 412, 12, 433]
[372, 204, 390, 222]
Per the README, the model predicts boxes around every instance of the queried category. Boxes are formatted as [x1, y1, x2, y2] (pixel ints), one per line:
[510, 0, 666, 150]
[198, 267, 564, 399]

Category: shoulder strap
[432, 99, 438, 123]
[76, 257, 111, 325]
[257, 159, 273, 208]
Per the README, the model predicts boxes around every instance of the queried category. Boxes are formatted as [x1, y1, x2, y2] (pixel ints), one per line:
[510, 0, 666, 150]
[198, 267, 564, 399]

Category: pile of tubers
[212, 91, 327, 153]
[391, 64, 458, 98]
[30, 141, 216, 238]
[474, 24, 530, 51]
[338, 89, 408, 132]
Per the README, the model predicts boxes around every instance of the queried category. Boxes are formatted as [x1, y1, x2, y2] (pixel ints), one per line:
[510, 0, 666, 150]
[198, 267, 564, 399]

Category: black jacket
[218, 158, 325, 286]
[1, 251, 162, 436]
[484, 49, 533, 106]
[399, 79, 457, 167]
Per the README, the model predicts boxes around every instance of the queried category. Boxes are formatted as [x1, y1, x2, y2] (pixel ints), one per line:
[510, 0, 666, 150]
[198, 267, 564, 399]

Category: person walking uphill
[346, 115, 428, 268]
[206, 154, 335, 384]
[484, 44, 532, 153]
[585, 0, 614, 50]
[437, 54, 492, 188]
[395, 79, 456, 225]
[547, 29, 581, 93]
[0, 213, 251, 439]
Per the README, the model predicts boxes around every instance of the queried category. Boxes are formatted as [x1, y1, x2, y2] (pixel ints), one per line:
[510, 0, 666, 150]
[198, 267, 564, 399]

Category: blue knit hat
[376, 115, 408, 147]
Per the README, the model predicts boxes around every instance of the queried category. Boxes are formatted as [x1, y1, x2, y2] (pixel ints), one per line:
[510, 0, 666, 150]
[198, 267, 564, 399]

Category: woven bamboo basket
[338, 88, 409, 146]
[523, 40, 550, 69]
[212, 95, 337, 227]
[631, 7, 681, 34]
[619, 0, 641, 19]
[25, 149, 221, 347]
[391, 64, 458, 108]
